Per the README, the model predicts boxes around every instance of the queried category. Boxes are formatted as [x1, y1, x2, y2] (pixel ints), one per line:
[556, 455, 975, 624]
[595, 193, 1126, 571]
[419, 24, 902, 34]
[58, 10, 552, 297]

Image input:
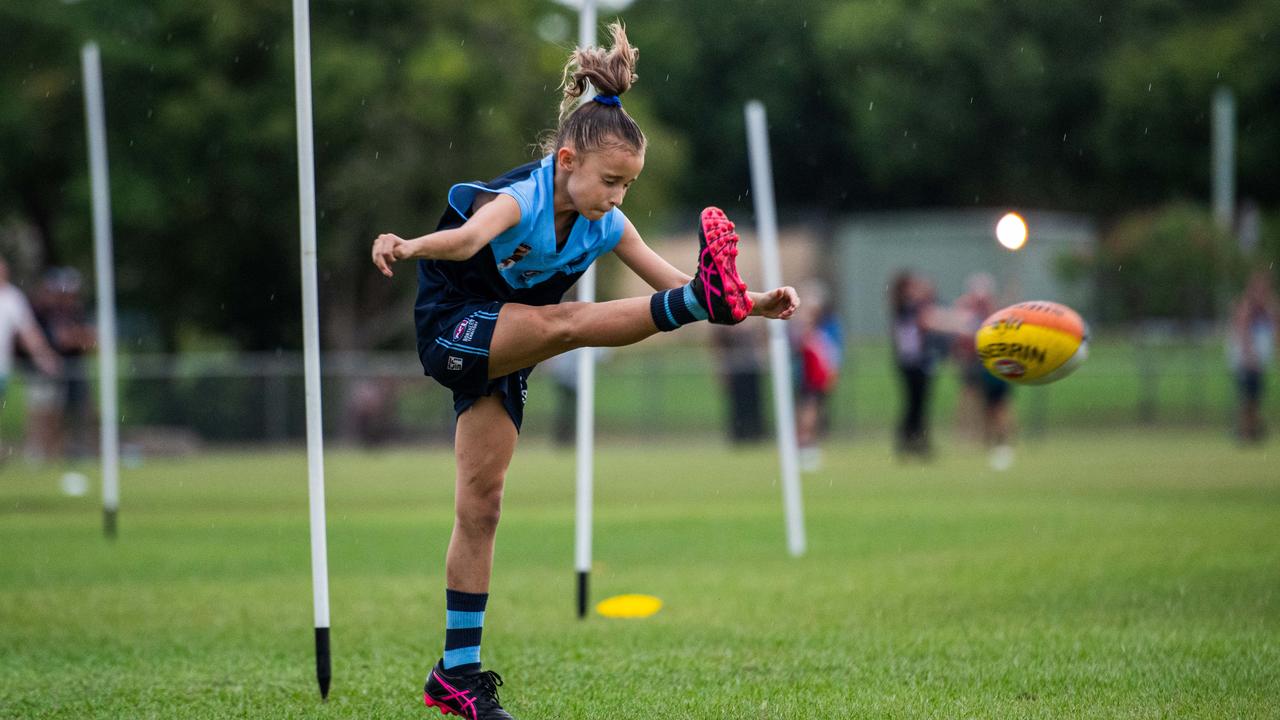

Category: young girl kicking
[371, 23, 798, 719]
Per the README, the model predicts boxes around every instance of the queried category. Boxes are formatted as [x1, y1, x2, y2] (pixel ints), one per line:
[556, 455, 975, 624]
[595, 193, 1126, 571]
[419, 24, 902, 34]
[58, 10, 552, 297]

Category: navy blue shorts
[418, 300, 533, 431]
[965, 362, 1011, 407]
[1239, 368, 1263, 403]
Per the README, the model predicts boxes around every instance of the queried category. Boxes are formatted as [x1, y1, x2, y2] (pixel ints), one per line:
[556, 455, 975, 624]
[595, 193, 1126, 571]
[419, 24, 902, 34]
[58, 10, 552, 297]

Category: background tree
[1, 0, 1277, 350]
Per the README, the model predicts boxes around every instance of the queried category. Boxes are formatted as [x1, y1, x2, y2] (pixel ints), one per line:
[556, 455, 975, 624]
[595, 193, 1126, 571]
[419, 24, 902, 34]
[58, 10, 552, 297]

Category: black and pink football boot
[692, 206, 753, 324]
[423, 661, 514, 720]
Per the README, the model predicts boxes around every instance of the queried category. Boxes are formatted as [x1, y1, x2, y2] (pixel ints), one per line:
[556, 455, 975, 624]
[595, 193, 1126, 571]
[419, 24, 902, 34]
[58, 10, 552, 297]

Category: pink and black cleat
[693, 207, 753, 324]
[424, 662, 514, 720]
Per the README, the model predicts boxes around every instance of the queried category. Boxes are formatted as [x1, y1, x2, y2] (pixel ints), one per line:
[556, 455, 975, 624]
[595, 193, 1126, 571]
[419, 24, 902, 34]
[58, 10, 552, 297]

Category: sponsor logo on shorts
[453, 318, 479, 343]
[447, 356, 464, 372]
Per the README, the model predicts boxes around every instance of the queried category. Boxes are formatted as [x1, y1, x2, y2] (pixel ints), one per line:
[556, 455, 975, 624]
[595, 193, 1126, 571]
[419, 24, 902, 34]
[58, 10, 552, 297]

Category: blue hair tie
[592, 94, 622, 107]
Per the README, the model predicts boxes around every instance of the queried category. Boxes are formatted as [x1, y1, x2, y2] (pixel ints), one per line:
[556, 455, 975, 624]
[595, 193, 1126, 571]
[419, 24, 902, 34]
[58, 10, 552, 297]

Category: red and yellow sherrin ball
[975, 301, 1088, 385]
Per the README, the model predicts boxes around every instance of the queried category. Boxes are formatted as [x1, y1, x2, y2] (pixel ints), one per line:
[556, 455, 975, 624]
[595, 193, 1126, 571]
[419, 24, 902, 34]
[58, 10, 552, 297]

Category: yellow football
[975, 301, 1088, 385]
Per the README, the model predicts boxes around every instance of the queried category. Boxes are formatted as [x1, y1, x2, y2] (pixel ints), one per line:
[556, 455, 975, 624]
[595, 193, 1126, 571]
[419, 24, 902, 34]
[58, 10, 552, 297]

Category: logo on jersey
[447, 356, 463, 372]
[497, 243, 532, 270]
[453, 318, 478, 343]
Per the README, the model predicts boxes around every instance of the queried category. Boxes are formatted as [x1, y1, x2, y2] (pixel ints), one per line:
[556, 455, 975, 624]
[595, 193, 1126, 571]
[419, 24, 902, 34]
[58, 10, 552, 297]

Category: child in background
[795, 281, 841, 471]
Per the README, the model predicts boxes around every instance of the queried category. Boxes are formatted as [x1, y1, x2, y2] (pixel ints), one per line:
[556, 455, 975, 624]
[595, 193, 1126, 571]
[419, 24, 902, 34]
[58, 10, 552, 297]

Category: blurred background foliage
[1, 0, 1278, 351]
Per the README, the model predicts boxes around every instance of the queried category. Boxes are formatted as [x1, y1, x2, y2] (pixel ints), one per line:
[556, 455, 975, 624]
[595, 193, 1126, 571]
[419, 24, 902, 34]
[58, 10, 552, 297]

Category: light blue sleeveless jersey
[446, 154, 627, 290]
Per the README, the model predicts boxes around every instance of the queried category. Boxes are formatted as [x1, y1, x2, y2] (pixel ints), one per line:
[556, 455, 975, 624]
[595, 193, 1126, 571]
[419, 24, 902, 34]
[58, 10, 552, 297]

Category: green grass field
[2, 434, 1278, 718]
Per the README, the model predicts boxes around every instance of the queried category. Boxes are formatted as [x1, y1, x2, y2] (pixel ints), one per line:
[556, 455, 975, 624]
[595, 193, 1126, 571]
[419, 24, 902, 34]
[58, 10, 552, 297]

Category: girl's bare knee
[528, 303, 581, 350]
[456, 487, 503, 536]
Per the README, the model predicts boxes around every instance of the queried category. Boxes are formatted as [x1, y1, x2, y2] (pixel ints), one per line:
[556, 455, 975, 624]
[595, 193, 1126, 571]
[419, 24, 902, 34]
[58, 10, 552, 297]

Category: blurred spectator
[889, 270, 968, 460]
[545, 349, 582, 447]
[794, 281, 842, 471]
[711, 323, 766, 444]
[1228, 269, 1279, 444]
[26, 267, 96, 462]
[347, 377, 398, 447]
[0, 258, 61, 460]
[544, 348, 612, 447]
[953, 273, 1015, 469]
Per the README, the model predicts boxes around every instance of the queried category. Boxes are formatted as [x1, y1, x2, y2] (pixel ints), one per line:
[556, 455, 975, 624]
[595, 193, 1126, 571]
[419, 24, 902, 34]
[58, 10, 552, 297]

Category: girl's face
[557, 143, 644, 221]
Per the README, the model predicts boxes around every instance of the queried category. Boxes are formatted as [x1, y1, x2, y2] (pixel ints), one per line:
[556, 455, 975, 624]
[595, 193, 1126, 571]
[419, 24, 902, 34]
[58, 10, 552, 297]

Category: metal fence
[2, 331, 1274, 458]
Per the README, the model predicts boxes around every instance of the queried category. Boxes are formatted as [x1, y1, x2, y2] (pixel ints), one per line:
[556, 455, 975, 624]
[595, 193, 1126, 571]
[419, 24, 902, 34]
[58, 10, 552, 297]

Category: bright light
[996, 212, 1028, 251]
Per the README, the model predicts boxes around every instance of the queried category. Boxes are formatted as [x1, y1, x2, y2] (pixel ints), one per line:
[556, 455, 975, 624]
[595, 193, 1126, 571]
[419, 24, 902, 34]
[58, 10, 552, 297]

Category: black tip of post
[576, 570, 589, 619]
[103, 508, 117, 540]
[315, 627, 331, 700]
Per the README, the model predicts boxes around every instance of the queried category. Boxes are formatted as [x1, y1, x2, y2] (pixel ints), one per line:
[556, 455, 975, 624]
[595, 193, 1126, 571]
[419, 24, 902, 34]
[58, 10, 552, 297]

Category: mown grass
[1, 432, 1278, 718]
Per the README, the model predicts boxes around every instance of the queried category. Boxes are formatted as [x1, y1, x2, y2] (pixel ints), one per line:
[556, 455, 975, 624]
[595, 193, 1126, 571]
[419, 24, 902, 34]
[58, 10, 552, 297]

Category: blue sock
[650, 284, 708, 331]
[443, 589, 487, 673]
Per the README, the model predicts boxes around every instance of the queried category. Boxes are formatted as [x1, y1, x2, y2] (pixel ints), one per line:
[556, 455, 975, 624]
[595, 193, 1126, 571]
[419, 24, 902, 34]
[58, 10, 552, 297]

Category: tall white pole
[1211, 87, 1235, 232]
[744, 101, 806, 557]
[573, 0, 599, 619]
[81, 43, 120, 541]
[291, 0, 331, 699]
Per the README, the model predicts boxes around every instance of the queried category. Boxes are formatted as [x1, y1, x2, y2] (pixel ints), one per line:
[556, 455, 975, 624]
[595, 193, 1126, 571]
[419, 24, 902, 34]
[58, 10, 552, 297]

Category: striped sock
[650, 284, 709, 332]
[442, 589, 487, 673]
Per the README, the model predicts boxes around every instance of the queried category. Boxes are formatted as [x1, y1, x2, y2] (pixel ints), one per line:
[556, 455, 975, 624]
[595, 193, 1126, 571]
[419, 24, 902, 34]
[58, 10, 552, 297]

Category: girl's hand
[750, 286, 800, 320]
[372, 233, 408, 277]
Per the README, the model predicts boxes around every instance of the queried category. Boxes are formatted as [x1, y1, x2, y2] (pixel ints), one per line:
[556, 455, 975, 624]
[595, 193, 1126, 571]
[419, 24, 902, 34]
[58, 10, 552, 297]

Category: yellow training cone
[596, 594, 663, 619]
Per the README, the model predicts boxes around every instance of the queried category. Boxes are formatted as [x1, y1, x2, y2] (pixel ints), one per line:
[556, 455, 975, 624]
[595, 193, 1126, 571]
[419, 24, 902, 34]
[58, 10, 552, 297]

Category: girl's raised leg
[487, 207, 752, 379]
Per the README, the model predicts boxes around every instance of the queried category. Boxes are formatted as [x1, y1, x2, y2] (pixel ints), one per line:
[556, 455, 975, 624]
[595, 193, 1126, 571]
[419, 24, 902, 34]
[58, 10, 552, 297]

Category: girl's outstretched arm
[750, 286, 800, 320]
[612, 218, 692, 290]
[372, 194, 521, 277]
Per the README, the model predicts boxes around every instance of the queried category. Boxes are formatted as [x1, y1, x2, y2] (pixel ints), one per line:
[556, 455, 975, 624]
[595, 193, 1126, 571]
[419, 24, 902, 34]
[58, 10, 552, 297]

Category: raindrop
[1062, 133, 1067, 142]
[868, 101, 874, 111]
[1146, 83, 1152, 92]
[375, 151, 380, 159]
